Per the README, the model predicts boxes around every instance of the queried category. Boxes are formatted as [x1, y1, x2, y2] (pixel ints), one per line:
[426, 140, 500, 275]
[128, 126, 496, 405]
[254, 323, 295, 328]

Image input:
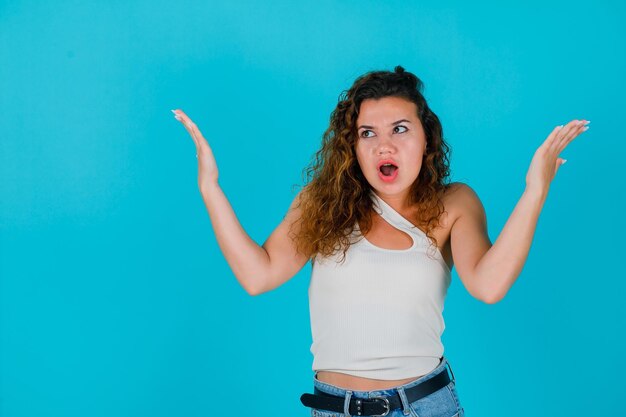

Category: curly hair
[289, 65, 453, 264]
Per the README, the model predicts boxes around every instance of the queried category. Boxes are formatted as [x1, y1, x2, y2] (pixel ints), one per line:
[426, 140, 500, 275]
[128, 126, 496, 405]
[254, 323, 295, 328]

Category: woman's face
[355, 96, 427, 203]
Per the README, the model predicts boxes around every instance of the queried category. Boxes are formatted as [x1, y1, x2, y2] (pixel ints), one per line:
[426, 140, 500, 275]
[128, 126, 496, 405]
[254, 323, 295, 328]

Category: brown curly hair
[290, 65, 453, 264]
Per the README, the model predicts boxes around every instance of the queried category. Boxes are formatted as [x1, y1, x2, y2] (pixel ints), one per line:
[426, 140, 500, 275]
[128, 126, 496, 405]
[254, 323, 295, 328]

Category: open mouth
[379, 163, 398, 177]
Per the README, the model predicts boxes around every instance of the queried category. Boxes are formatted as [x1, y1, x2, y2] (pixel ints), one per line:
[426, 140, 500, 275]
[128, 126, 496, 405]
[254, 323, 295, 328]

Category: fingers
[172, 109, 197, 141]
[172, 109, 197, 133]
[172, 109, 209, 152]
[554, 119, 589, 151]
[544, 125, 563, 147]
[546, 119, 590, 154]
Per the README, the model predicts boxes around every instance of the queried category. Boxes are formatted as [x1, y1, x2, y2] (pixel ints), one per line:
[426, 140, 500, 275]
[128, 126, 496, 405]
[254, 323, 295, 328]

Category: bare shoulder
[442, 182, 485, 226]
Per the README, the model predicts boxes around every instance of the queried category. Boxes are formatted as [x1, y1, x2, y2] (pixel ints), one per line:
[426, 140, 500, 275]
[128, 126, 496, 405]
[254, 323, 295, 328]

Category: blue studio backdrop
[1, 1, 625, 416]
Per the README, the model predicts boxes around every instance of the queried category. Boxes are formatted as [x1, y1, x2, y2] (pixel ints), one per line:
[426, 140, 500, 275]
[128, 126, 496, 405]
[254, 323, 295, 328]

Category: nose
[376, 135, 396, 155]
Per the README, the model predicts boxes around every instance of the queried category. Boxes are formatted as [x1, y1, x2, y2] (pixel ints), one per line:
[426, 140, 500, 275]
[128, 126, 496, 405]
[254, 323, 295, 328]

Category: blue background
[1, 1, 624, 416]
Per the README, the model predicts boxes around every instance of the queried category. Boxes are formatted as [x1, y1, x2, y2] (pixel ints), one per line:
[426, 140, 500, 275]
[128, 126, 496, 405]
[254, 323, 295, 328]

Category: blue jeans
[310, 357, 464, 417]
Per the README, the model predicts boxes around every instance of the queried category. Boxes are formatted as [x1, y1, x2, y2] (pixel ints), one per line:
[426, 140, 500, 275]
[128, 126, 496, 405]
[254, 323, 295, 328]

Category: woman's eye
[360, 126, 407, 138]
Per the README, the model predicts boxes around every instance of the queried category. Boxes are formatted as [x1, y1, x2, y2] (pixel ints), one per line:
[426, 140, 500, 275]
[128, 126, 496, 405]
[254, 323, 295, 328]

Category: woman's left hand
[525, 119, 589, 195]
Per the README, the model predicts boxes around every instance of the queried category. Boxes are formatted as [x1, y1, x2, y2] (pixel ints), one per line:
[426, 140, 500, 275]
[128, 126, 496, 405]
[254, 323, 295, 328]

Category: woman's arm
[201, 184, 309, 296]
[451, 185, 545, 304]
[173, 109, 309, 295]
[200, 183, 273, 295]
[451, 119, 589, 303]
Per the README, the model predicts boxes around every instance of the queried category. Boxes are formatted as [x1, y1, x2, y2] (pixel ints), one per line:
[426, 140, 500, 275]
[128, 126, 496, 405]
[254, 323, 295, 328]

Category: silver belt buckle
[369, 396, 390, 416]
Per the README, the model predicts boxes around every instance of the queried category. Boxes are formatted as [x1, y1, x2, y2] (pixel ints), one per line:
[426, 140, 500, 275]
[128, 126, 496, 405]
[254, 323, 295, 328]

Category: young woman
[172, 66, 588, 417]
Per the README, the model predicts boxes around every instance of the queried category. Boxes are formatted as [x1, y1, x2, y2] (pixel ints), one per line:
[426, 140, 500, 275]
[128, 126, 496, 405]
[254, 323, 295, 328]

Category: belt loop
[344, 390, 353, 417]
[397, 387, 412, 416]
[445, 358, 456, 382]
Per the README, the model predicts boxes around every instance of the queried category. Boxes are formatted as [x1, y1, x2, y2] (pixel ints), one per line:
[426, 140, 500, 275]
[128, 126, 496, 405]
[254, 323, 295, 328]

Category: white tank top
[308, 190, 452, 380]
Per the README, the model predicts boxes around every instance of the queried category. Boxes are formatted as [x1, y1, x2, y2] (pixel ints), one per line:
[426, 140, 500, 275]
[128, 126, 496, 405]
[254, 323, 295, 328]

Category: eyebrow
[358, 119, 412, 130]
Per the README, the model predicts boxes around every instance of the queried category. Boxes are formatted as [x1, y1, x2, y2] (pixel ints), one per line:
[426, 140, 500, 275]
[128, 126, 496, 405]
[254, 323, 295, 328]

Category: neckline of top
[370, 191, 425, 235]
[369, 190, 451, 275]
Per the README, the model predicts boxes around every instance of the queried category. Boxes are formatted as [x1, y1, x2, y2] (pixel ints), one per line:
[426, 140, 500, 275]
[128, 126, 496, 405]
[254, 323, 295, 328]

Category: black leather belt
[300, 367, 451, 416]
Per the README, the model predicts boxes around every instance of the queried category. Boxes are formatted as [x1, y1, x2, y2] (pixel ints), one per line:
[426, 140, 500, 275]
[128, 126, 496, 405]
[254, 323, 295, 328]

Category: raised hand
[525, 119, 590, 196]
[172, 109, 219, 192]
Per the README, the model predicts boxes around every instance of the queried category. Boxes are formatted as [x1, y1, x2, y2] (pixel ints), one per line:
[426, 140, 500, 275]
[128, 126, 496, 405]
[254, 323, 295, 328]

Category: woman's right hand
[172, 109, 219, 192]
